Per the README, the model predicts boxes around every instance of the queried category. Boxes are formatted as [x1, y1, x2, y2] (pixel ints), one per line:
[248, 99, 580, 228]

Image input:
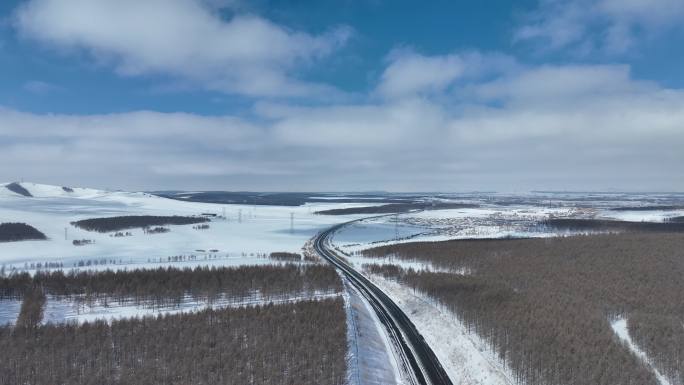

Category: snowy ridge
[2, 182, 107, 199]
[0, 182, 371, 270]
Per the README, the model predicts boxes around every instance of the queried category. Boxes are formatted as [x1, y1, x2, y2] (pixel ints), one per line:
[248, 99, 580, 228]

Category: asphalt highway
[314, 222, 453, 385]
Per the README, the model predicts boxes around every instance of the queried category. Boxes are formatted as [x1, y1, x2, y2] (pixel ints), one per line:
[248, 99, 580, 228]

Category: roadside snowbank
[368, 274, 516, 385]
[343, 280, 402, 385]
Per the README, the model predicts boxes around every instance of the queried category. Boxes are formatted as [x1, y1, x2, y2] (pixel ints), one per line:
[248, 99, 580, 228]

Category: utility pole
[394, 214, 399, 241]
[65, 227, 68, 241]
[290, 212, 294, 233]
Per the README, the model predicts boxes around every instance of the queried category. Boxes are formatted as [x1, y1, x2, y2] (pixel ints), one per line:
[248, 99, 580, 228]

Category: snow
[0, 182, 368, 271]
[343, 280, 402, 385]
[598, 210, 684, 223]
[2, 293, 342, 327]
[368, 274, 516, 385]
[40, 292, 341, 324]
[611, 318, 673, 385]
[332, 206, 579, 258]
[0, 299, 21, 325]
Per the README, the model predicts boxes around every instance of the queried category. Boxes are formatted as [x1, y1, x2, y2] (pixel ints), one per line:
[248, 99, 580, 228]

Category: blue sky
[1, 1, 526, 114]
[1, 0, 684, 191]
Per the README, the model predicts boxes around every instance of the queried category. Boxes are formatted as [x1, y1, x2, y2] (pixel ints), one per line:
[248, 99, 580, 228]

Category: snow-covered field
[3, 182, 680, 273]
[598, 209, 684, 223]
[45, 291, 341, 325]
[0, 291, 341, 326]
[332, 206, 579, 256]
[0, 182, 369, 272]
[330, 206, 585, 273]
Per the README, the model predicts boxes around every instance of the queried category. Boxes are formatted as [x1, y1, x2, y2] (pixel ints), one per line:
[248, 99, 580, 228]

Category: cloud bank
[2, 56, 683, 191]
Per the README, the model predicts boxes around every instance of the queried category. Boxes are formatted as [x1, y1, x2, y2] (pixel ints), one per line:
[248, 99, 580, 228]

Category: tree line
[363, 232, 684, 385]
[316, 202, 478, 215]
[0, 264, 343, 308]
[269, 252, 302, 261]
[71, 215, 209, 233]
[542, 218, 684, 233]
[0, 298, 347, 385]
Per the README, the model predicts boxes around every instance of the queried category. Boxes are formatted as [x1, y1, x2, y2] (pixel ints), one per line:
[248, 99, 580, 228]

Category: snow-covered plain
[333, 206, 579, 256]
[598, 209, 684, 223]
[0, 182, 369, 271]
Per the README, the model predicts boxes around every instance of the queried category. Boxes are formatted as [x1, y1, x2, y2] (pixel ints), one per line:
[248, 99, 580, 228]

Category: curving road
[314, 221, 453, 385]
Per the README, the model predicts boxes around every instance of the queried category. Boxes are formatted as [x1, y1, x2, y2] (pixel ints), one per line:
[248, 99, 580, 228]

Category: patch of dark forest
[610, 205, 684, 211]
[316, 202, 479, 215]
[5, 182, 32, 197]
[0, 223, 47, 242]
[543, 218, 684, 232]
[71, 215, 209, 232]
[154, 190, 415, 206]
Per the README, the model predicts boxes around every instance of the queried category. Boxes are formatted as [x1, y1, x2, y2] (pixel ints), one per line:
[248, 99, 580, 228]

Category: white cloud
[376, 50, 465, 98]
[516, 0, 684, 53]
[3, 58, 683, 191]
[473, 65, 657, 106]
[14, 0, 351, 97]
[375, 50, 518, 99]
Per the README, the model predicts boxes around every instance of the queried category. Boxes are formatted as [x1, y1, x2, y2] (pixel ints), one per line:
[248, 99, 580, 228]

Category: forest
[363, 232, 684, 385]
[0, 222, 47, 242]
[4, 182, 32, 197]
[0, 264, 342, 307]
[269, 251, 302, 261]
[71, 215, 210, 232]
[156, 190, 412, 206]
[315, 202, 478, 215]
[0, 298, 347, 385]
[610, 205, 684, 211]
[542, 218, 684, 232]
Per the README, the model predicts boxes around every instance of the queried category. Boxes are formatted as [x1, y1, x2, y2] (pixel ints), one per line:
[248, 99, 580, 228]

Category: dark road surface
[314, 222, 453, 385]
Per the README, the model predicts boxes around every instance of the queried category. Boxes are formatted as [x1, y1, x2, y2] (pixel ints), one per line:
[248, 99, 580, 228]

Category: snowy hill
[0, 181, 154, 200]
[0, 181, 369, 272]
[2, 182, 102, 198]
